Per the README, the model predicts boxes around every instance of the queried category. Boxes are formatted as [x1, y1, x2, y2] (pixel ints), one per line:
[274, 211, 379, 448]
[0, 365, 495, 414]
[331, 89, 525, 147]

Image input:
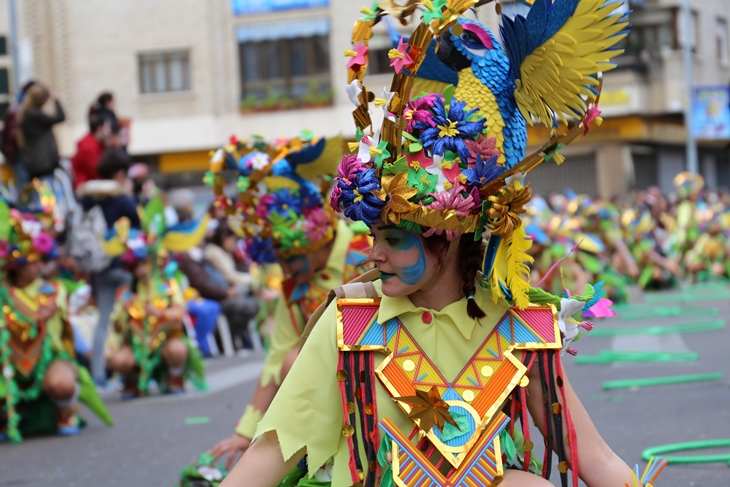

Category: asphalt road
[1, 288, 729, 487]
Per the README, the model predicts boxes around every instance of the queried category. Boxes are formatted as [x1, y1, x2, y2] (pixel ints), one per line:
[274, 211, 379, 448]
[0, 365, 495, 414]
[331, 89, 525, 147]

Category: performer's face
[368, 226, 440, 298]
[279, 254, 315, 285]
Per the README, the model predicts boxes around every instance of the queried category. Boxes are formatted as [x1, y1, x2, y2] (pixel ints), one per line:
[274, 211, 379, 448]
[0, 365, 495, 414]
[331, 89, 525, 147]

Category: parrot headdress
[334, 0, 627, 308]
[207, 133, 344, 264]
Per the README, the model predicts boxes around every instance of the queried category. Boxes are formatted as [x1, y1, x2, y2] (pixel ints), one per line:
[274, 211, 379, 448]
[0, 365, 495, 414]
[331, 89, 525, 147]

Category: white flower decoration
[249, 153, 270, 171]
[558, 298, 584, 355]
[357, 129, 381, 164]
[346, 80, 363, 107]
[505, 171, 525, 189]
[20, 219, 42, 238]
[424, 154, 451, 193]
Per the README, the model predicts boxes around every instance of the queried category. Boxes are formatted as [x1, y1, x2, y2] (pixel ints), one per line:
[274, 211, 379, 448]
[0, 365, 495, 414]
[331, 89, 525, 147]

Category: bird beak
[436, 33, 471, 72]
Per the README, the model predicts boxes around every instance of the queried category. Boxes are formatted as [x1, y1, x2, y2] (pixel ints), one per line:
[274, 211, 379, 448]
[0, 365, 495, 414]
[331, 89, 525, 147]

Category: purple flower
[416, 97, 487, 164]
[463, 154, 507, 188]
[404, 94, 442, 132]
[337, 168, 385, 225]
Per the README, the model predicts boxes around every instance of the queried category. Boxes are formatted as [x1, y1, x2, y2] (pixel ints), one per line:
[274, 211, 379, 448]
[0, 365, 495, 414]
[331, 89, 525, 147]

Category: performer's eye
[385, 237, 400, 246]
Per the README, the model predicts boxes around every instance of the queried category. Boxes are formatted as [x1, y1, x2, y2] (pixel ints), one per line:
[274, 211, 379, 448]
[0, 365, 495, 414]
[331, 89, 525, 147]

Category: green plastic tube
[642, 439, 730, 465]
[575, 350, 698, 364]
[602, 373, 723, 390]
[589, 319, 725, 337]
[619, 306, 719, 321]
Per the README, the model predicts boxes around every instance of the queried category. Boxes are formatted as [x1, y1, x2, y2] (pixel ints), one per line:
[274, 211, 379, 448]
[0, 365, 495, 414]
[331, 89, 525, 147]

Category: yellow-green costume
[255, 281, 511, 486]
[236, 220, 371, 438]
[1, 279, 113, 442]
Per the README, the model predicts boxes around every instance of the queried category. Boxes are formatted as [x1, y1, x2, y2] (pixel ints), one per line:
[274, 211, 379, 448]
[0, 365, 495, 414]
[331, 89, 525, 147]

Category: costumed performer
[208, 134, 373, 469]
[0, 186, 112, 443]
[222, 1, 663, 486]
[104, 197, 208, 398]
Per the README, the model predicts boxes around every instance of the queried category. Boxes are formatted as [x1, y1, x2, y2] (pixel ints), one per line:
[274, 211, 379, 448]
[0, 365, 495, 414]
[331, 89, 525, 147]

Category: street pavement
[1, 289, 729, 487]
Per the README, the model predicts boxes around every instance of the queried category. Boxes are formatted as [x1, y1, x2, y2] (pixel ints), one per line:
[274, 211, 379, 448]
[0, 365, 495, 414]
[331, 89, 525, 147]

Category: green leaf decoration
[0, 198, 10, 239]
[527, 287, 561, 305]
[408, 167, 438, 200]
[442, 84, 455, 105]
[382, 156, 408, 176]
[142, 196, 166, 234]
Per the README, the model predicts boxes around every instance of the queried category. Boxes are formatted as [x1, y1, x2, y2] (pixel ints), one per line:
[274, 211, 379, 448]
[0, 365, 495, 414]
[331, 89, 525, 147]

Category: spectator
[204, 222, 253, 289]
[171, 190, 258, 350]
[1, 80, 36, 194]
[70, 115, 110, 189]
[17, 83, 65, 180]
[104, 121, 124, 151]
[88, 92, 118, 127]
[77, 149, 141, 385]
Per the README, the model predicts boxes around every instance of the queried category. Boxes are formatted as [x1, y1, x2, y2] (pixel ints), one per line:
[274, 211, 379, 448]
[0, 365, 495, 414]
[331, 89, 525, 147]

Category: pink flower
[0, 241, 8, 259]
[304, 207, 331, 243]
[582, 298, 615, 318]
[464, 135, 500, 167]
[32, 232, 55, 255]
[337, 154, 364, 184]
[404, 94, 442, 132]
[584, 105, 602, 135]
[427, 183, 478, 216]
[423, 184, 479, 240]
[345, 43, 369, 71]
[389, 37, 414, 74]
[329, 184, 343, 210]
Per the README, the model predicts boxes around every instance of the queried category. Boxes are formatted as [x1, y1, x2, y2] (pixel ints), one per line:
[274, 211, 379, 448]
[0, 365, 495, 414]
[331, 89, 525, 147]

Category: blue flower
[463, 154, 507, 188]
[416, 97, 487, 164]
[247, 237, 277, 264]
[338, 168, 385, 225]
[269, 189, 302, 215]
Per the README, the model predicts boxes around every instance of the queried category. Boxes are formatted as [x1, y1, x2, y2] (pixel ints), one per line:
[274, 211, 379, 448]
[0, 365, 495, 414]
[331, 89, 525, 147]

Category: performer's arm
[525, 355, 636, 487]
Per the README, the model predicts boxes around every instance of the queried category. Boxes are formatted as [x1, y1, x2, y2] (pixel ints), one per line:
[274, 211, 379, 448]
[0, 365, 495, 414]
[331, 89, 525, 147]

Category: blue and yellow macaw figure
[417, 0, 629, 168]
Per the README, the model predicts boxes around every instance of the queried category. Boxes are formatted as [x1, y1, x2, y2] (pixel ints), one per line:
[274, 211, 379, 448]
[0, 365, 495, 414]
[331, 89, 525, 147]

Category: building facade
[2, 0, 729, 195]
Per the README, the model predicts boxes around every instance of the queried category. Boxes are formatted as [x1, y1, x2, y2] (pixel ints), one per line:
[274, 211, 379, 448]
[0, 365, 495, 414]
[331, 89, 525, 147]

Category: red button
[422, 312, 432, 324]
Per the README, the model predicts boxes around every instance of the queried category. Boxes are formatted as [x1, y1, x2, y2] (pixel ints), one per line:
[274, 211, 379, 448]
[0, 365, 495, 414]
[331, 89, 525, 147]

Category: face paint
[380, 228, 426, 285]
[283, 255, 310, 280]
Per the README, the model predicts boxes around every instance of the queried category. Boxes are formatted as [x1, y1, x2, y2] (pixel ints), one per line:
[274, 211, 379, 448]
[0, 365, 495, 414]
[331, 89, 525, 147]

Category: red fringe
[338, 353, 360, 484]
[555, 354, 579, 487]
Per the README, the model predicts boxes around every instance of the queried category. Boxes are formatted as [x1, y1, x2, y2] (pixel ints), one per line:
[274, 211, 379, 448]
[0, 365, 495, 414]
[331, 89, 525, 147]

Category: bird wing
[501, 0, 629, 126]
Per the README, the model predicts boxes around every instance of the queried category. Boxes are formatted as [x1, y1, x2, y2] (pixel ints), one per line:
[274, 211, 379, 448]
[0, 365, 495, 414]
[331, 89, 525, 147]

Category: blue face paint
[284, 255, 310, 280]
[379, 228, 426, 285]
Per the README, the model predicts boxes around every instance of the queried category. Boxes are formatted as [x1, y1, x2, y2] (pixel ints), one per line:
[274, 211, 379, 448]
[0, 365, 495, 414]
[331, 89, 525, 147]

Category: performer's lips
[379, 271, 396, 280]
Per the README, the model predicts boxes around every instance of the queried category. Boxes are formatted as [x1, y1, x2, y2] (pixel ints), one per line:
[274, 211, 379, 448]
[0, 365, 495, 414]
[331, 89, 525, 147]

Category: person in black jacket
[16, 83, 65, 180]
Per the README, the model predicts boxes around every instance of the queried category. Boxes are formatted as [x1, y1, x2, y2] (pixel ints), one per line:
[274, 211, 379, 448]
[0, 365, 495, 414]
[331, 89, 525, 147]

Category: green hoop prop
[642, 439, 730, 466]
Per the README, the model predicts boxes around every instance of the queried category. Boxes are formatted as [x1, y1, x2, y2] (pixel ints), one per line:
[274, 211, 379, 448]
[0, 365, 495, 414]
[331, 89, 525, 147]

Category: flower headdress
[673, 171, 704, 199]
[0, 181, 59, 270]
[207, 133, 343, 264]
[333, 0, 626, 308]
[101, 196, 209, 278]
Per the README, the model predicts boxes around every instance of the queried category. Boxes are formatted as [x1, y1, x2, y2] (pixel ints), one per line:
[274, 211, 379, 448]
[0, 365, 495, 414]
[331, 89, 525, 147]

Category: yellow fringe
[506, 225, 534, 309]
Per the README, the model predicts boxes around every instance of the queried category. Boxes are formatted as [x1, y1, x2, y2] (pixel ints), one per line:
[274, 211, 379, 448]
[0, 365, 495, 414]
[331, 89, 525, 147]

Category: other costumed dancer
[0, 184, 112, 443]
[206, 134, 373, 470]
[104, 198, 209, 398]
[222, 1, 664, 487]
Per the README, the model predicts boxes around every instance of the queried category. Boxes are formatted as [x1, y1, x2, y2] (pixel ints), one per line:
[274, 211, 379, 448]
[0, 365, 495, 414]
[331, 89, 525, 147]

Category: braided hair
[423, 233, 487, 320]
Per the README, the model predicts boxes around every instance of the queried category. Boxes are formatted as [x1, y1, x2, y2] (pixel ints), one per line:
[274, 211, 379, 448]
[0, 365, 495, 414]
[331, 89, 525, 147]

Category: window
[621, 9, 676, 59]
[138, 51, 191, 94]
[0, 36, 7, 56]
[677, 9, 700, 53]
[717, 18, 729, 63]
[237, 19, 331, 111]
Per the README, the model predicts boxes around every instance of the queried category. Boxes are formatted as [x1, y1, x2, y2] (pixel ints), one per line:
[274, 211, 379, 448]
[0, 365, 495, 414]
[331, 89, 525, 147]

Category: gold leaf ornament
[377, 172, 418, 225]
[487, 184, 531, 237]
[393, 386, 459, 434]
